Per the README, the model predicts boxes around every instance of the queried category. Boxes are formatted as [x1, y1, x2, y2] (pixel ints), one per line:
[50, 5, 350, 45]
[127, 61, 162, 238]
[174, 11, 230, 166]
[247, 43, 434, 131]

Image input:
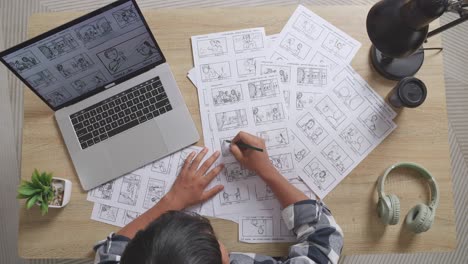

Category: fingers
[232, 131, 256, 144]
[203, 163, 224, 184]
[196, 151, 220, 177]
[181, 151, 196, 174]
[230, 144, 244, 162]
[201, 185, 224, 202]
[190, 147, 208, 170]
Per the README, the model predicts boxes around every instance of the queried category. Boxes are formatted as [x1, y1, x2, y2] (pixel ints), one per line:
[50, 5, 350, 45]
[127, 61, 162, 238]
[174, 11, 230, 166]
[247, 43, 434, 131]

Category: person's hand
[165, 148, 224, 210]
[229, 131, 274, 176]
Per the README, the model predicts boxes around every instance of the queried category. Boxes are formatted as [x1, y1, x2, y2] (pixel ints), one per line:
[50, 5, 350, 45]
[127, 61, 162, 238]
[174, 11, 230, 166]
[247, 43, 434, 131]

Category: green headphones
[376, 162, 439, 233]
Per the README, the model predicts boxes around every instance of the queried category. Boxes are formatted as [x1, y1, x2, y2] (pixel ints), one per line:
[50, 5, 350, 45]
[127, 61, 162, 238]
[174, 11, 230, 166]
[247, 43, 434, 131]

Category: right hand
[229, 131, 274, 175]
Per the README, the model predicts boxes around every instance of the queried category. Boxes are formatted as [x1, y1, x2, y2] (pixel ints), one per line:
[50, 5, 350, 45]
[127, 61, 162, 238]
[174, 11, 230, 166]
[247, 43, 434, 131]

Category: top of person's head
[120, 211, 222, 264]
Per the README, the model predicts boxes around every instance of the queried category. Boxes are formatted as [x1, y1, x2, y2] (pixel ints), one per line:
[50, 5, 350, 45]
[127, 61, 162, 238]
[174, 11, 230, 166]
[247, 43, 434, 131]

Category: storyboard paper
[289, 87, 397, 198]
[88, 146, 219, 227]
[191, 28, 268, 87]
[268, 5, 361, 77]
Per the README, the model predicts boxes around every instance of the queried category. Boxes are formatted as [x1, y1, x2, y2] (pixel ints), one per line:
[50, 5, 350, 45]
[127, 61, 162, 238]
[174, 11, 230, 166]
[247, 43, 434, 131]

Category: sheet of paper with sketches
[290, 88, 396, 198]
[192, 28, 267, 86]
[199, 74, 296, 215]
[259, 61, 329, 115]
[89, 146, 218, 227]
[238, 211, 296, 243]
[267, 5, 361, 77]
[259, 61, 396, 120]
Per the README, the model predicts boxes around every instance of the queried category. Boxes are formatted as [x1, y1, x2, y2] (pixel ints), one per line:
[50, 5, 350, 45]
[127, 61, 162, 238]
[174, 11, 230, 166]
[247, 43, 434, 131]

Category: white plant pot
[48, 177, 72, 208]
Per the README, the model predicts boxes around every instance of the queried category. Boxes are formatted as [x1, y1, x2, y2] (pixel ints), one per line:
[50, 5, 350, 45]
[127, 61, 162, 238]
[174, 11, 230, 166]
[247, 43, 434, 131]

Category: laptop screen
[0, 0, 164, 110]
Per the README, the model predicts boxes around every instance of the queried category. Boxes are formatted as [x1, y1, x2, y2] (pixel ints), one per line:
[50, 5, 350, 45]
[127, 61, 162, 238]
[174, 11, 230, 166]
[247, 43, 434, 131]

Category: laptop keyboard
[70, 76, 172, 150]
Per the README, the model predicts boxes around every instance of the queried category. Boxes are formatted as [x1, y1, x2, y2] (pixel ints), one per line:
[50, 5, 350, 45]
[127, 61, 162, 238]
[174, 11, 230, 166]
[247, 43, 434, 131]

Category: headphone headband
[377, 162, 439, 209]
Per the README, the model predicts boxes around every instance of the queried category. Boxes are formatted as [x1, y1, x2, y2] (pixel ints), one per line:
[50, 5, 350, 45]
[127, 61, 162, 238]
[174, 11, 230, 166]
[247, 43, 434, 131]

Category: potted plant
[17, 169, 72, 215]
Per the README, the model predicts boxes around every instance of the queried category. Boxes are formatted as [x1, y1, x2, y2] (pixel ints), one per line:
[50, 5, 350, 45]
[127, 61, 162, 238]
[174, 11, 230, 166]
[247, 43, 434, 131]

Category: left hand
[165, 147, 224, 210]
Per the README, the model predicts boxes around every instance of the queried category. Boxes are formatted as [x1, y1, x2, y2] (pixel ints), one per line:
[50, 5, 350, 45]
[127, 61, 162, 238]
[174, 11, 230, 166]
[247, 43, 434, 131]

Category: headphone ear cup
[377, 194, 400, 225]
[387, 194, 400, 225]
[405, 204, 433, 233]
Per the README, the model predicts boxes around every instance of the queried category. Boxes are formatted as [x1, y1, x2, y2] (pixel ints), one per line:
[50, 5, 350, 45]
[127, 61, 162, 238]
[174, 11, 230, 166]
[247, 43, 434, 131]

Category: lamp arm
[427, 11, 468, 38]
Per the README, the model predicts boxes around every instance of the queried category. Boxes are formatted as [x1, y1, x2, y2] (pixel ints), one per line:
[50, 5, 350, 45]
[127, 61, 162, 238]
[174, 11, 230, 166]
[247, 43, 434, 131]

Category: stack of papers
[87, 5, 396, 243]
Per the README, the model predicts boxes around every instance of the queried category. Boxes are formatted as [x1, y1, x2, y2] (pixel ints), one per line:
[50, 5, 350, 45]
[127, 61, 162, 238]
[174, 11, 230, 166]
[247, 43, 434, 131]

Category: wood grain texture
[19, 6, 456, 258]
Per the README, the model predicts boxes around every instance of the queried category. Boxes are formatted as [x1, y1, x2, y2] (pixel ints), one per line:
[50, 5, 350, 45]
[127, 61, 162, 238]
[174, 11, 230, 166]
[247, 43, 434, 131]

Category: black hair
[121, 211, 222, 264]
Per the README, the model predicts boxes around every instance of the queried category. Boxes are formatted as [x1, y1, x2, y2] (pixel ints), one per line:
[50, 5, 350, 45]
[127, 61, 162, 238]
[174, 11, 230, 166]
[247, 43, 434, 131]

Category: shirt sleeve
[93, 232, 130, 264]
[230, 199, 344, 264]
[281, 199, 344, 264]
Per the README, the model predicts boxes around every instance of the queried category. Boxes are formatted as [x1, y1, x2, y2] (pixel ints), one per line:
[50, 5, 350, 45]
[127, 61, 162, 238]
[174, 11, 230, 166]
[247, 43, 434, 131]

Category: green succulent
[17, 169, 54, 215]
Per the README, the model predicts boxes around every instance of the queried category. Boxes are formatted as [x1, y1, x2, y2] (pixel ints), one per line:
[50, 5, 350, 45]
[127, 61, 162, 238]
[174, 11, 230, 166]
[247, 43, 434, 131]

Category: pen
[225, 140, 264, 152]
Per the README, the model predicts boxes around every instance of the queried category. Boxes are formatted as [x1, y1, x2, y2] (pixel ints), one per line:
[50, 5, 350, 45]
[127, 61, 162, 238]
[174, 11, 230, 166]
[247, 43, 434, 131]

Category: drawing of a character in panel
[113, 6, 139, 27]
[136, 40, 158, 59]
[279, 69, 289, 82]
[242, 34, 257, 49]
[104, 48, 127, 73]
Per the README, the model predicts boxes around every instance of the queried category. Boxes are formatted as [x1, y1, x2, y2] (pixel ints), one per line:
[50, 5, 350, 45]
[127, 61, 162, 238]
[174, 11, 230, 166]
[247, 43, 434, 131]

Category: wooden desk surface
[19, 6, 456, 259]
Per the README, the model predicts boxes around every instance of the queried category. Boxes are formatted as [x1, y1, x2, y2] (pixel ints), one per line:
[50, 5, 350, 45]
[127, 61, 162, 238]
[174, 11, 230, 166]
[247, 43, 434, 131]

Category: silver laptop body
[0, 0, 199, 190]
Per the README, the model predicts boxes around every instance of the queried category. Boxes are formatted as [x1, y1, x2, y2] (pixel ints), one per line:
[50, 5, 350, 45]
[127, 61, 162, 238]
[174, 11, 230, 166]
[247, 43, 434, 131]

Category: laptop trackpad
[105, 121, 169, 175]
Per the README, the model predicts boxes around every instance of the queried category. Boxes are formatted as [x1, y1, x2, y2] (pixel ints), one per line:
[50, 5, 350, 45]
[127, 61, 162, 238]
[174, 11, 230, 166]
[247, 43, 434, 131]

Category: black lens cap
[397, 77, 427, 108]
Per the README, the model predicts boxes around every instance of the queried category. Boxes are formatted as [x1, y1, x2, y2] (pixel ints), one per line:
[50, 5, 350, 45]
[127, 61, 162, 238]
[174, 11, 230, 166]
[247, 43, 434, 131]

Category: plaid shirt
[94, 199, 343, 264]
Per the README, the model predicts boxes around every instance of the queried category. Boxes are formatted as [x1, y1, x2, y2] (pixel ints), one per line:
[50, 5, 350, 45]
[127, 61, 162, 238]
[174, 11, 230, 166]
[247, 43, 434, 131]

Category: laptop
[0, 0, 199, 190]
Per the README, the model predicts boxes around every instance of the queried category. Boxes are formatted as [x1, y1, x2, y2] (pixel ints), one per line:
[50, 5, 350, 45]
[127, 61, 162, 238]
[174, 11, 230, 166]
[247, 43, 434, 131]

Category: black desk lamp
[367, 0, 468, 80]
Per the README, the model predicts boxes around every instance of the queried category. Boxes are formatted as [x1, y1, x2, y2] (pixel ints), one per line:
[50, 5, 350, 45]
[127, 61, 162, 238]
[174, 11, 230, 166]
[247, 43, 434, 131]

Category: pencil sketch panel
[143, 178, 166, 209]
[37, 33, 80, 60]
[6, 51, 41, 73]
[339, 123, 372, 155]
[197, 37, 228, 58]
[215, 109, 248, 131]
[321, 141, 354, 174]
[75, 17, 113, 45]
[98, 204, 119, 222]
[212, 85, 243, 106]
[122, 210, 140, 225]
[296, 112, 329, 145]
[25, 70, 57, 90]
[269, 153, 295, 173]
[96, 33, 161, 76]
[297, 66, 327, 87]
[260, 64, 291, 83]
[303, 157, 336, 191]
[117, 174, 141, 206]
[91, 181, 114, 200]
[219, 184, 250, 206]
[71, 70, 107, 95]
[224, 162, 256, 182]
[44, 87, 73, 107]
[236, 57, 263, 77]
[279, 33, 311, 60]
[248, 78, 280, 100]
[242, 217, 274, 237]
[257, 127, 289, 150]
[55, 53, 94, 78]
[289, 130, 311, 162]
[321, 32, 357, 60]
[358, 107, 392, 139]
[255, 183, 275, 201]
[315, 96, 346, 130]
[332, 79, 365, 111]
[233, 32, 264, 53]
[200, 61, 232, 82]
[252, 103, 286, 125]
[310, 51, 339, 72]
[295, 92, 321, 111]
[112, 4, 140, 28]
[293, 14, 324, 40]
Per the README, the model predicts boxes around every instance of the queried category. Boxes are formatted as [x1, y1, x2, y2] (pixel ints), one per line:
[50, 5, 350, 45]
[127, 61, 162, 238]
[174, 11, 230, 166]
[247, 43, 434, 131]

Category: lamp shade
[367, 0, 447, 58]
